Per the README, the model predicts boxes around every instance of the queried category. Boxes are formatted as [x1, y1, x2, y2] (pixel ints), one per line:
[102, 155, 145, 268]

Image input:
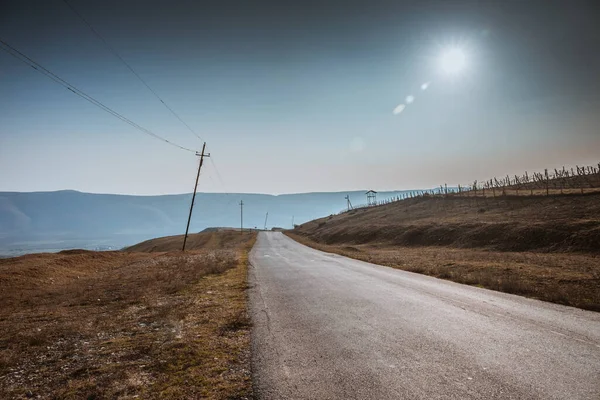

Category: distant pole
[240, 200, 244, 234]
[183, 142, 210, 251]
[264, 212, 269, 231]
[345, 195, 353, 211]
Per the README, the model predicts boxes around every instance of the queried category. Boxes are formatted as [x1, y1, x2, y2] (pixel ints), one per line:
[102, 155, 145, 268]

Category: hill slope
[290, 193, 600, 310]
[125, 230, 255, 252]
[294, 193, 600, 253]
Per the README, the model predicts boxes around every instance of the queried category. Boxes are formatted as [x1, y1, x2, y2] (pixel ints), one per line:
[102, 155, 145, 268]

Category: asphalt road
[249, 232, 600, 400]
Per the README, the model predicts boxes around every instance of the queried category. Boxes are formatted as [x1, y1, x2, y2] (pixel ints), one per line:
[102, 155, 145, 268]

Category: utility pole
[264, 212, 268, 231]
[240, 200, 244, 234]
[345, 195, 353, 211]
[183, 142, 210, 251]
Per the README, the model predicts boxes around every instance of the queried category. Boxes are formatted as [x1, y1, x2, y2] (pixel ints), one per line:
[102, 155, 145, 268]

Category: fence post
[575, 166, 583, 194]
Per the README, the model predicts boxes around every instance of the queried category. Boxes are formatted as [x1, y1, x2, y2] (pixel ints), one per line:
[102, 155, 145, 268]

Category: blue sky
[1, 0, 599, 194]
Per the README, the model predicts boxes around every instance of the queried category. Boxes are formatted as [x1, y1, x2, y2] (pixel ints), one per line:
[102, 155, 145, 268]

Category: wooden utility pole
[291, 215, 294, 228]
[183, 142, 210, 251]
[240, 200, 244, 233]
[264, 212, 269, 231]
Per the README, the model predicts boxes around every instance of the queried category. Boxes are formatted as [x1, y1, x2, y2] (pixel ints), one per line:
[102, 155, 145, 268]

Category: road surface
[249, 232, 600, 399]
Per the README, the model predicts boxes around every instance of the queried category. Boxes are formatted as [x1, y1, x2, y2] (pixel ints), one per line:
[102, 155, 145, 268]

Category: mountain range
[0, 189, 417, 255]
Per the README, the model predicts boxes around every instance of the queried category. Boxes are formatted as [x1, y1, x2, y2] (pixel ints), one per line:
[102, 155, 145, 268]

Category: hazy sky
[1, 0, 599, 195]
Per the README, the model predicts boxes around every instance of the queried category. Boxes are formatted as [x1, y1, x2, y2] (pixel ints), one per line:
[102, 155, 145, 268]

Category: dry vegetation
[290, 194, 600, 311]
[354, 162, 600, 209]
[0, 231, 257, 399]
[125, 230, 253, 253]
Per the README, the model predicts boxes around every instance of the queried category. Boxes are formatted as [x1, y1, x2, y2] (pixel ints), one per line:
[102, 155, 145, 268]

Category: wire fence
[339, 162, 600, 214]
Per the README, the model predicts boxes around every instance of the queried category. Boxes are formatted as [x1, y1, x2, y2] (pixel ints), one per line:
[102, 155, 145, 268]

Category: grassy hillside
[294, 193, 600, 253]
[0, 231, 256, 399]
[290, 194, 600, 310]
[125, 229, 252, 252]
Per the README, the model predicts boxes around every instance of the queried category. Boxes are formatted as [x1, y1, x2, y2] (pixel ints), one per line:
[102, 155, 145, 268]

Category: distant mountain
[0, 189, 416, 255]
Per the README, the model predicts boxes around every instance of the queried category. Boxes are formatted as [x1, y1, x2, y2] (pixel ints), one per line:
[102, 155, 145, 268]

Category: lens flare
[393, 104, 406, 115]
[440, 48, 466, 74]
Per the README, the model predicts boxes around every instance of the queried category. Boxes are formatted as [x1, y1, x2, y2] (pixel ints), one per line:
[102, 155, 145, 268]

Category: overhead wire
[208, 156, 225, 187]
[208, 155, 239, 209]
[62, 0, 204, 143]
[0, 37, 195, 153]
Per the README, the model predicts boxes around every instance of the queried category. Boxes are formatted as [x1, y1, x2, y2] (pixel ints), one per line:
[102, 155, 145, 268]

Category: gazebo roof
[366, 190, 377, 194]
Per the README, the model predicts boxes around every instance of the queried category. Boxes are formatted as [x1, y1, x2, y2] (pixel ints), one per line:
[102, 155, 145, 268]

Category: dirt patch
[0, 231, 257, 399]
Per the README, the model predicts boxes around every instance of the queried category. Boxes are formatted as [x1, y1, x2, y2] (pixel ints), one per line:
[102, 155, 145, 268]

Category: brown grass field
[290, 193, 600, 311]
[449, 187, 600, 197]
[0, 231, 256, 399]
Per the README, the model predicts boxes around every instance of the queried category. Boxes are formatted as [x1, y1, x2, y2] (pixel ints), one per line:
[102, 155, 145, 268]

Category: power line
[0, 37, 195, 153]
[208, 156, 225, 187]
[62, 0, 204, 143]
[206, 155, 240, 212]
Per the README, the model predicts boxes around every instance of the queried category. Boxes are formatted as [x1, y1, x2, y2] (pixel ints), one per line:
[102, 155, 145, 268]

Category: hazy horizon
[2, 0, 599, 195]
[0, 187, 427, 196]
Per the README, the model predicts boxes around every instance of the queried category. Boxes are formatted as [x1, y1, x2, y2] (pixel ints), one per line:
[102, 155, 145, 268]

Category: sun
[440, 47, 466, 75]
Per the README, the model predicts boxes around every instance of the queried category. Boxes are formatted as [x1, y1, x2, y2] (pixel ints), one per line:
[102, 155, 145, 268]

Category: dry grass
[290, 194, 600, 311]
[300, 194, 600, 253]
[125, 230, 253, 253]
[451, 187, 600, 197]
[0, 231, 257, 399]
[287, 233, 600, 311]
